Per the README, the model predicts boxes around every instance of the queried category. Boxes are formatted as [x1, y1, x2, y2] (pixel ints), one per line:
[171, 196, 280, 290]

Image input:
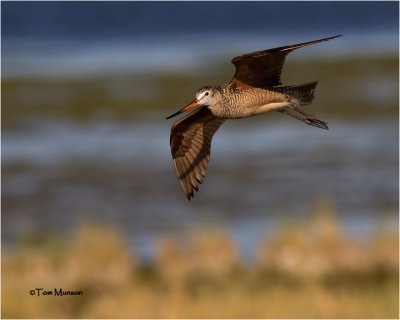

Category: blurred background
[2, 1, 399, 318]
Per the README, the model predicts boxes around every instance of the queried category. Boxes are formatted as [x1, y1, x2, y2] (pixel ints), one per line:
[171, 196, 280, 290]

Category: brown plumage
[166, 35, 342, 200]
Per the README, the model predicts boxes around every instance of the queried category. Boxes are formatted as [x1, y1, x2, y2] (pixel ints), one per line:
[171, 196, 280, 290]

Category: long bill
[166, 99, 200, 119]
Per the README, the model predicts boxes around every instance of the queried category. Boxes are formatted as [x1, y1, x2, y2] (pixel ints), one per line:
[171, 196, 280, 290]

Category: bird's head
[166, 86, 220, 119]
[195, 86, 219, 104]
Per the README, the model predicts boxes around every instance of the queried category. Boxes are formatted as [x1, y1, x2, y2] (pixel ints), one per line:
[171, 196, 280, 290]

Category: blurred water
[2, 31, 398, 77]
[2, 2, 398, 77]
[3, 2, 397, 38]
[3, 118, 398, 260]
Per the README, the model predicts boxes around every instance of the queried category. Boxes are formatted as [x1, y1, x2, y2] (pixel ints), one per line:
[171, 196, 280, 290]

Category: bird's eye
[204, 92, 209, 96]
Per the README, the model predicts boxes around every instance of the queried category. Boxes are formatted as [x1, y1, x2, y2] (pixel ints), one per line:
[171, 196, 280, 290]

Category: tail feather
[282, 81, 318, 105]
[277, 81, 328, 130]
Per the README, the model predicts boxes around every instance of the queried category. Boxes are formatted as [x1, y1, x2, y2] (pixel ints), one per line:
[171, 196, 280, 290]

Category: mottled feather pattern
[170, 108, 224, 199]
[219, 85, 289, 118]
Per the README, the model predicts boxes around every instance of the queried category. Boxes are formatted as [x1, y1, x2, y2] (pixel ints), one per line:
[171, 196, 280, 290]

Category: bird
[166, 35, 342, 200]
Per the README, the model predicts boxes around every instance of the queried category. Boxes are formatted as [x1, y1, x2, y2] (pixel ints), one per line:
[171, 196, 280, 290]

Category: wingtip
[329, 34, 343, 40]
[307, 34, 343, 46]
[184, 184, 201, 200]
[231, 34, 343, 64]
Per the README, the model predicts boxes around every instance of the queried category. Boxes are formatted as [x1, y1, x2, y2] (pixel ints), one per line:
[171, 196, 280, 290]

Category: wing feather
[230, 35, 341, 89]
[170, 107, 225, 200]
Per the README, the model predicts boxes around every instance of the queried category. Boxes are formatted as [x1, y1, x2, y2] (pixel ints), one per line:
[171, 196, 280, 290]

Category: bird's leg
[279, 105, 329, 130]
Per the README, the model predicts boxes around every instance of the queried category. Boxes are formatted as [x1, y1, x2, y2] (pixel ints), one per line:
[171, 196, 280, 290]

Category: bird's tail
[278, 81, 329, 130]
[282, 81, 318, 105]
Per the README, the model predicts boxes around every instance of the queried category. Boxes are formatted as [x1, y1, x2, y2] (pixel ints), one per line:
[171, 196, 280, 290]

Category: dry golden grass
[2, 204, 398, 318]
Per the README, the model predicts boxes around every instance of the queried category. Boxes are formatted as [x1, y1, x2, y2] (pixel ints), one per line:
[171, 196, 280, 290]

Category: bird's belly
[252, 101, 290, 115]
[228, 101, 290, 119]
[221, 88, 290, 119]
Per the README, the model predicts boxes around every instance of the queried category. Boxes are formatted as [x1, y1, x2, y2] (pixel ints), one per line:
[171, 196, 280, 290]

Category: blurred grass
[2, 199, 398, 318]
[2, 55, 398, 128]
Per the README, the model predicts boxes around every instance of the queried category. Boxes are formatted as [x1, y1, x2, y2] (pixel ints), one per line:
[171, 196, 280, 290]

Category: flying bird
[166, 35, 341, 200]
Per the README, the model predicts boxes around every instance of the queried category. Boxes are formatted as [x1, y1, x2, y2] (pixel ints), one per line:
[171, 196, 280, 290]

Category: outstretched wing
[170, 107, 225, 200]
[230, 35, 342, 89]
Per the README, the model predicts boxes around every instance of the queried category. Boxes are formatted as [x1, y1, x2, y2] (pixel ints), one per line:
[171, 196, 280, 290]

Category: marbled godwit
[166, 35, 341, 200]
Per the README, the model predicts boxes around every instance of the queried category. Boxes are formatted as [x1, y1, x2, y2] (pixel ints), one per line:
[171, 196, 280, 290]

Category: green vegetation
[2, 55, 398, 128]
[2, 200, 398, 318]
